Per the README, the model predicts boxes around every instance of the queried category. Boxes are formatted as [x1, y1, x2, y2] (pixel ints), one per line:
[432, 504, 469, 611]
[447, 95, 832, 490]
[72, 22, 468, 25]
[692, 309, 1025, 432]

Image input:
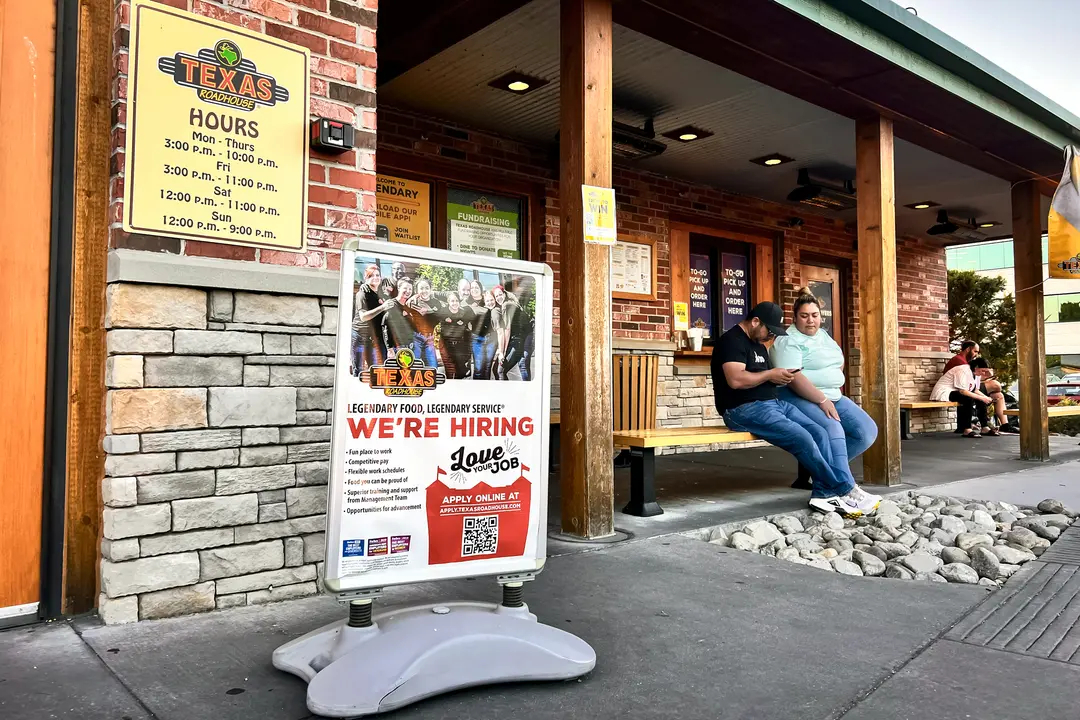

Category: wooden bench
[1005, 406, 1080, 418]
[900, 401, 957, 439]
[611, 427, 757, 517]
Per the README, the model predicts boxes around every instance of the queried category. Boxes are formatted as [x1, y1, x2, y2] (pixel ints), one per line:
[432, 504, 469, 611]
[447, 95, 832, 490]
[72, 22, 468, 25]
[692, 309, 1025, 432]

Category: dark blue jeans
[777, 388, 878, 463]
[723, 399, 855, 499]
[413, 332, 438, 368]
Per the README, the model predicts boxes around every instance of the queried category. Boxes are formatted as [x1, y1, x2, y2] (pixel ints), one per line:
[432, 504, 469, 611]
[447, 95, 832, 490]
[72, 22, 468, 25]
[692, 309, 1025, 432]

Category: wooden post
[855, 116, 901, 486]
[64, 0, 112, 613]
[559, 0, 615, 538]
[1011, 180, 1050, 461]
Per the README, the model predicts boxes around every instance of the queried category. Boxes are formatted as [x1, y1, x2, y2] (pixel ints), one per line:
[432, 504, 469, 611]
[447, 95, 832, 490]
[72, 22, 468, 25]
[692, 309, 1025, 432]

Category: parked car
[1048, 383, 1080, 406]
[1059, 373, 1080, 385]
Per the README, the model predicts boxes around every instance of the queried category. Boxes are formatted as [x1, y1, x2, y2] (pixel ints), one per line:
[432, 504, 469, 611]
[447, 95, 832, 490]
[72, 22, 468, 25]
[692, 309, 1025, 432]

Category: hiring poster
[123, 0, 309, 250]
[324, 240, 553, 592]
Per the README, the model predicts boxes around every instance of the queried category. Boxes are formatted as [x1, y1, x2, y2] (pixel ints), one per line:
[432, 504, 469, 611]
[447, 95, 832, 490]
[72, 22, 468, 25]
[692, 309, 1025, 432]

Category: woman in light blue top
[770, 287, 878, 490]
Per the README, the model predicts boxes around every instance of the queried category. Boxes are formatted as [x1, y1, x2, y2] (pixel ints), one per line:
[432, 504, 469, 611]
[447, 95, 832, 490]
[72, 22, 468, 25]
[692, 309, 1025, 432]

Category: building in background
[947, 238, 1080, 366]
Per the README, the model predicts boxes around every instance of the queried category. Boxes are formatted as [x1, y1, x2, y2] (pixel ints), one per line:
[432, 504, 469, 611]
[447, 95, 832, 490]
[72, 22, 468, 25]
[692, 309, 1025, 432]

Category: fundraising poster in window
[447, 187, 522, 259]
[324, 240, 552, 593]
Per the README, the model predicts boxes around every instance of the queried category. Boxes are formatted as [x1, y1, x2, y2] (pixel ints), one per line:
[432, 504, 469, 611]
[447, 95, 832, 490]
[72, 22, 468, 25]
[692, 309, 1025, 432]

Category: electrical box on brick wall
[310, 119, 355, 153]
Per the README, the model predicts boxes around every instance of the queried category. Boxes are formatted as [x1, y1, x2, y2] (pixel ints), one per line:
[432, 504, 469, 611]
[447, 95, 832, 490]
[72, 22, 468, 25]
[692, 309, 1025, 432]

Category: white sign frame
[323, 239, 554, 594]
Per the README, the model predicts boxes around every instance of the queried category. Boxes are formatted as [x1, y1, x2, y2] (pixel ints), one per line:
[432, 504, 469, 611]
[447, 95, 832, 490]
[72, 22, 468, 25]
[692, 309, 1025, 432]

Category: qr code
[462, 516, 499, 557]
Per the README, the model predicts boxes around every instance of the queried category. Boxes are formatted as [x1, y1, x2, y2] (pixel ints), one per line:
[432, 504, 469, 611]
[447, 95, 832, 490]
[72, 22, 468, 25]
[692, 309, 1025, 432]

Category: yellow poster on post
[376, 175, 431, 246]
[123, 0, 309, 251]
[1049, 145, 1080, 278]
[673, 302, 689, 331]
[581, 185, 617, 245]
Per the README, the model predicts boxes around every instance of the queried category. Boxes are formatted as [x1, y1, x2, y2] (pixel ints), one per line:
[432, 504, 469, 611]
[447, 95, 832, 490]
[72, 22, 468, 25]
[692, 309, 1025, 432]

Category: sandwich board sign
[273, 239, 594, 717]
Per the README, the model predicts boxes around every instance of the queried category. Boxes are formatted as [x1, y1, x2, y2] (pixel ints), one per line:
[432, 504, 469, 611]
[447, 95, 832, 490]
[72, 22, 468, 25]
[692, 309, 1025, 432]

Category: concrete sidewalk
[6, 458, 1080, 720]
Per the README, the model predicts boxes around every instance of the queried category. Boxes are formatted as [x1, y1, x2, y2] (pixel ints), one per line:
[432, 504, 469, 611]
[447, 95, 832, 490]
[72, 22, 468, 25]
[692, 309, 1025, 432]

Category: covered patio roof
[378, 0, 1079, 241]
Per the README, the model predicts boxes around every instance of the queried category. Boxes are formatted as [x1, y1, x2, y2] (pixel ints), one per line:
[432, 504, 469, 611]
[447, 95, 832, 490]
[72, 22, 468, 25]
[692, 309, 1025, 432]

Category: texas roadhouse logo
[360, 349, 447, 397]
[158, 39, 290, 111]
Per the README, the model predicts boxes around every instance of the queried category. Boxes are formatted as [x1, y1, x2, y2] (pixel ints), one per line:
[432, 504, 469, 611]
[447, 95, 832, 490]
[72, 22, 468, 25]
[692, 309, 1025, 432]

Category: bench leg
[900, 409, 913, 440]
[622, 447, 663, 517]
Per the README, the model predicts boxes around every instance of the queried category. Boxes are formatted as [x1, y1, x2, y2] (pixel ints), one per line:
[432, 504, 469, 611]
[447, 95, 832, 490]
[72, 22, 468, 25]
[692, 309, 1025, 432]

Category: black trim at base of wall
[40, 0, 79, 620]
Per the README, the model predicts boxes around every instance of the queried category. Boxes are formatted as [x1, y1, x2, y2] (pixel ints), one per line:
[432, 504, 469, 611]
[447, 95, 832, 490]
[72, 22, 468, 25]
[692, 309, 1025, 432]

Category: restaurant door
[800, 262, 846, 349]
[0, 0, 55, 625]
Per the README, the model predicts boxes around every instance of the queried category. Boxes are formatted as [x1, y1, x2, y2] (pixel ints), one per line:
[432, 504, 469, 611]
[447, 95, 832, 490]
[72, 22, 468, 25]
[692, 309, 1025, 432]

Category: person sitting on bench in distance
[710, 301, 881, 517]
[969, 356, 1018, 433]
[769, 287, 878, 491]
[930, 354, 997, 438]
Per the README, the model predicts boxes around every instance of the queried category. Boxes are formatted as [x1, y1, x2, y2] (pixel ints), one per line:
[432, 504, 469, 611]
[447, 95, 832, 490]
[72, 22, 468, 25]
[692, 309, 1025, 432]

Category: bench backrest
[612, 354, 659, 432]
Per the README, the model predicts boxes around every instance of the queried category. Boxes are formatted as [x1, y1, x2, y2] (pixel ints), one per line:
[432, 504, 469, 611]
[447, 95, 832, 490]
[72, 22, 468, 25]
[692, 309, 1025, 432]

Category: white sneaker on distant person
[845, 485, 881, 514]
[808, 494, 864, 518]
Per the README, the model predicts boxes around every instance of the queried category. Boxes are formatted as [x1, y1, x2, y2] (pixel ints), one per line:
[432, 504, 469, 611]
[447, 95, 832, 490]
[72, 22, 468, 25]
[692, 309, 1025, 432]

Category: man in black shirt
[712, 302, 879, 517]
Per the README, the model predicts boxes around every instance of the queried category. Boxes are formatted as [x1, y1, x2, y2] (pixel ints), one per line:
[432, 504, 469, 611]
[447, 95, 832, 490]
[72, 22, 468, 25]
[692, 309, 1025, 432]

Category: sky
[892, 0, 1080, 118]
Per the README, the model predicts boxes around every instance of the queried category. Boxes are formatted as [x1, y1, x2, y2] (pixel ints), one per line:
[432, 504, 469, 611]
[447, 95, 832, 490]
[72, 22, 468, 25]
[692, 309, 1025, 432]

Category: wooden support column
[1011, 180, 1050, 461]
[559, 0, 614, 538]
[855, 116, 901, 486]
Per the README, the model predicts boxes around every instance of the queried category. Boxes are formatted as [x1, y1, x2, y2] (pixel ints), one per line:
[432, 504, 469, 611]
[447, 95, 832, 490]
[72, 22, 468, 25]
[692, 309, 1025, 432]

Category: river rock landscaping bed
[701, 493, 1077, 587]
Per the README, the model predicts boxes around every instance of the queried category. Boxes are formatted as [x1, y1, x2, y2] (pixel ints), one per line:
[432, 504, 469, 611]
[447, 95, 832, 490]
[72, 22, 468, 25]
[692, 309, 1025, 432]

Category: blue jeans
[413, 333, 438, 369]
[723, 399, 855, 499]
[777, 388, 878, 462]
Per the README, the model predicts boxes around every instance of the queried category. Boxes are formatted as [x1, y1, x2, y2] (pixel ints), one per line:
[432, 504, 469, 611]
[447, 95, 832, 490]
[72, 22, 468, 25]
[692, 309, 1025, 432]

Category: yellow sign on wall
[123, 0, 310, 251]
[673, 302, 689, 331]
[376, 174, 431, 246]
[581, 185, 617, 245]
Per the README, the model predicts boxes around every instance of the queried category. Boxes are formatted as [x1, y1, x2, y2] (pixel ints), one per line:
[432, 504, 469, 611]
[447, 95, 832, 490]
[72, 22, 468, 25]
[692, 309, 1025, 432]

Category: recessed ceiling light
[904, 200, 940, 209]
[488, 71, 549, 95]
[978, 221, 1001, 228]
[662, 125, 714, 143]
[749, 153, 795, 167]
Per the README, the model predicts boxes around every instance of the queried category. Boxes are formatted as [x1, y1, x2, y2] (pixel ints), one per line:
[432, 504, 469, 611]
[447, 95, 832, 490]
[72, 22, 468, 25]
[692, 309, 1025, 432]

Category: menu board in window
[689, 252, 713, 338]
[446, 187, 522, 259]
[721, 253, 749, 332]
[611, 237, 656, 300]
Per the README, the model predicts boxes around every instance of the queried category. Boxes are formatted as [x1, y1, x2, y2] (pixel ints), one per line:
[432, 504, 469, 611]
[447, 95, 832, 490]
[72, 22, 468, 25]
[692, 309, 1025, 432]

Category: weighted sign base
[273, 600, 596, 717]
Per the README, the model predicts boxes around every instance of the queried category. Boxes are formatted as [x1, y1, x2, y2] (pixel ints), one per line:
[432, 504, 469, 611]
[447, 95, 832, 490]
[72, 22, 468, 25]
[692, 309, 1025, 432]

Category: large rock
[101, 553, 200, 597]
[915, 572, 947, 584]
[874, 514, 903, 530]
[107, 284, 206, 329]
[900, 552, 943, 575]
[875, 500, 902, 517]
[814, 512, 845, 531]
[140, 428, 242, 452]
[992, 545, 1036, 565]
[863, 526, 894, 543]
[862, 545, 889, 562]
[956, 533, 994, 552]
[729, 532, 758, 552]
[970, 510, 996, 533]
[144, 356, 243, 387]
[139, 582, 216, 620]
[998, 564, 1023, 580]
[140, 529, 234, 557]
[173, 330, 262, 355]
[208, 387, 297, 427]
[1035, 514, 1073, 530]
[136, 470, 216, 503]
[895, 531, 920, 548]
[832, 558, 863, 576]
[912, 539, 945, 557]
[286, 486, 328, 518]
[970, 547, 1001, 580]
[1001, 527, 1041, 549]
[109, 388, 207, 434]
[994, 511, 1019, 525]
[216, 464, 296, 495]
[1032, 524, 1062, 541]
[852, 550, 886, 577]
[940, 563, 980, 584]
[1038, 499, 1067, 515]
[102, 504, 172, 540]
[232, 293, 322, 326]
[851, 532, 873, 546]
[172, 494, 259, 531]
[776, 547, 802, 563]
[885, 563, 915, 580]
[790, 538, 824, 554]
[804, 557, 834, 572]
[942, 506, 974, 520]
[931, 516, 967, 535]
[200, 540, 285, 580]
[826, 538, 855, 553]
[941, 547, 971, 565]
[877, 542, 912, 559]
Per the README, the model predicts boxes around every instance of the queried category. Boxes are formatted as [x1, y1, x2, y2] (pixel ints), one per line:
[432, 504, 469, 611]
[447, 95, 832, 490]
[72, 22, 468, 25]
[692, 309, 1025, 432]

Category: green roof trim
[775, 0, 1080, 149]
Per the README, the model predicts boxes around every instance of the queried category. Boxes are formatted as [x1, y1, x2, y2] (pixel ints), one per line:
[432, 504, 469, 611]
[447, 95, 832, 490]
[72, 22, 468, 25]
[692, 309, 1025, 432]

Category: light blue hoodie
[769, 325, 846, 401]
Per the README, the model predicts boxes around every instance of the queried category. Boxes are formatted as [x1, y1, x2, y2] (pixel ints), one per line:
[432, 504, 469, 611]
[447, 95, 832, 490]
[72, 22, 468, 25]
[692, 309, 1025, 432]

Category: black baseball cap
[748, 302, 788, 336]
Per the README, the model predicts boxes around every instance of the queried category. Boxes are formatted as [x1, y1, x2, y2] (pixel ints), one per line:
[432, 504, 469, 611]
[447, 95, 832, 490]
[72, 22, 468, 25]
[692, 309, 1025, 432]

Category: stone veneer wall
[99, 281, 341, 624]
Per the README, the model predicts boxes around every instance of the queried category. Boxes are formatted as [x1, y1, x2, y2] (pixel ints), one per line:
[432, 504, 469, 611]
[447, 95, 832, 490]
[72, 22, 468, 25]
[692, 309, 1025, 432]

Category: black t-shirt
[352, 286, 383, 338]
[438, 306, 475, 344]
[710, 324, 776, 413]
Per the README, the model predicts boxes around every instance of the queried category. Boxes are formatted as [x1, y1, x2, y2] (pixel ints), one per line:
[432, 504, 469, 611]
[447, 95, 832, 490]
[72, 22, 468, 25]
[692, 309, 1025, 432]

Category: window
[689, 234, 753, 342]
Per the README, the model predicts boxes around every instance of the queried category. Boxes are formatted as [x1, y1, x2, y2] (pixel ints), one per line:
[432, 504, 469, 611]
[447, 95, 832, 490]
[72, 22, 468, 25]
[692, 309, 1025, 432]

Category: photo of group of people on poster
[349, 255, 536, 381]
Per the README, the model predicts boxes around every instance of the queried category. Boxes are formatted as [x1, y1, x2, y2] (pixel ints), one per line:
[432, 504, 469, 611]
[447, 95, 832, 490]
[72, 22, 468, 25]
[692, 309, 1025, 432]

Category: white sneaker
[808, 494, 864, 518]
[845, 485, 881, 514]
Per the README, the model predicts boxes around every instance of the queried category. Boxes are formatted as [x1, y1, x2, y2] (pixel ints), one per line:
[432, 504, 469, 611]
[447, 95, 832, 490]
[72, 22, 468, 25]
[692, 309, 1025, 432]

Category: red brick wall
[378, 106, 949, 353]
[110, 0, 378, 271]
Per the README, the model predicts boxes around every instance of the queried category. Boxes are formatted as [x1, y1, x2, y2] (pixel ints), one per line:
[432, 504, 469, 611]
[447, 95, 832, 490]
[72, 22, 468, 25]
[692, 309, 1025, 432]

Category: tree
[414, 263, 463, 292]
[1061, 301, 1080, 323]
[947, 270, 1017, 385]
